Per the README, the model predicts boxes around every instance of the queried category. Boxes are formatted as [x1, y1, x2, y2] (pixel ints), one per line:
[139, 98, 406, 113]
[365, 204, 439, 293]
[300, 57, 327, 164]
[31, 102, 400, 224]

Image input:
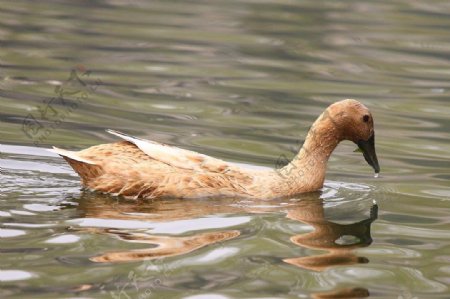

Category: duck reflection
[90, 229, 240, 263]
[284, 197, 376, 299]
[73, 191, 375, 298]
[283, 197, 378, 272]
[75, 192, 247, 263]
[74, 191, 376, 274]
[311, 287, 370, 299]
[76, 191, 249, 222]
[76, 191, 292, 263]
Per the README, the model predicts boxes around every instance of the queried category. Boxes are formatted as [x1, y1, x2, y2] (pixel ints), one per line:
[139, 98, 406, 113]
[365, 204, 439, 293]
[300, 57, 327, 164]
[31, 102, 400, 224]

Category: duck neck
[278, 111, 343, 194]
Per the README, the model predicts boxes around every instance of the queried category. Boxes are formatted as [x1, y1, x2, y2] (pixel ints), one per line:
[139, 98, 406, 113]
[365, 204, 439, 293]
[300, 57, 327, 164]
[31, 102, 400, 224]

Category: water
[1, 0, 450, 298]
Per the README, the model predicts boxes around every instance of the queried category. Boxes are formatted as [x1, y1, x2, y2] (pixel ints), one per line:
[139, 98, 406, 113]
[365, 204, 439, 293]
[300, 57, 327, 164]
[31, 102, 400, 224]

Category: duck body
[51, 99, 379, 200]
[52, 133, 285, 199]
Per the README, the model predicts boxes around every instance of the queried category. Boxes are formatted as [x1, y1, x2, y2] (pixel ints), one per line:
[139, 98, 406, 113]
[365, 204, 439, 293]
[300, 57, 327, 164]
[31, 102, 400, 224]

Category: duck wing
[106, 129, 233, 174]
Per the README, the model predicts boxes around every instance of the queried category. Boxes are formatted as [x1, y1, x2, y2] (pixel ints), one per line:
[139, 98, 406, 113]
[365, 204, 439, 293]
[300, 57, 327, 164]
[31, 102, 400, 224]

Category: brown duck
[50, 99, 380, 200]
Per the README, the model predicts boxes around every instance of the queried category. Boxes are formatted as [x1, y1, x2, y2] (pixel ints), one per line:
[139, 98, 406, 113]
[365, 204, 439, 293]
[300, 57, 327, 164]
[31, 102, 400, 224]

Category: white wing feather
[106, 129, 231, 172]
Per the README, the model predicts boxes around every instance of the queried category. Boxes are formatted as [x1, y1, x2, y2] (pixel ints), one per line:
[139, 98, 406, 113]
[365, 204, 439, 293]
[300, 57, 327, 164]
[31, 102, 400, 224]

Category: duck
[50, 99, 380, 200]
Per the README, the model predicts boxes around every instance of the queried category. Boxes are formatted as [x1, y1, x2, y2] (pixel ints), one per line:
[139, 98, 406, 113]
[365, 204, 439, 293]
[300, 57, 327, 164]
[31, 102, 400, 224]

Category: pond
[1, 0, 450, 298]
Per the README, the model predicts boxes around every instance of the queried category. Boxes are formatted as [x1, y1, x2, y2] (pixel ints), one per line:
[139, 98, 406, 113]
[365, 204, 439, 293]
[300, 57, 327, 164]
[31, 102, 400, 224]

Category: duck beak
[357, 133, 380, 174]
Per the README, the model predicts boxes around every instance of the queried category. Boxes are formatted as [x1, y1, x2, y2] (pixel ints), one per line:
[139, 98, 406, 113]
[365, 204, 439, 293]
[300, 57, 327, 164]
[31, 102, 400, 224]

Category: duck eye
[363, 115, 370, 122]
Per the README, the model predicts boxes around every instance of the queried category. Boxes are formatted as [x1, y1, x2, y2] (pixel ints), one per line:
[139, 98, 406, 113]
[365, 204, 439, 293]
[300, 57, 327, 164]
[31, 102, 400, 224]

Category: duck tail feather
[48, 147, 96, 165]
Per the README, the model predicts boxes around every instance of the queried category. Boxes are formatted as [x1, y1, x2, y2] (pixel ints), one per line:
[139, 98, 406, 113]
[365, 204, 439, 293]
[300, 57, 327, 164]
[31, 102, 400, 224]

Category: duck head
[326, 99, 380, 174]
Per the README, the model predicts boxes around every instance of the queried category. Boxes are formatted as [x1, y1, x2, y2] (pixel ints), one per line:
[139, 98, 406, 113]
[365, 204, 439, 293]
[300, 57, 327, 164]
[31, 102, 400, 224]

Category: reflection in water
[77, 191, 285, 263]
[76, 191, 247, 222]
[311, 287, 369, 299]
[90, 229, 240, 263]
[284, 198, 377, 272]
[76, 189, 295, 222]
[284, 198, 376, 299]
[76, 189, 376, 291]
[75, 192, 246, 263]
[73, 191, 376, 297]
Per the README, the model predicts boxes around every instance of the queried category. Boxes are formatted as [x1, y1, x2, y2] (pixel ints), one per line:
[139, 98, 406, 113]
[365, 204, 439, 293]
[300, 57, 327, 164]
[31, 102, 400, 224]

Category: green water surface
[1, 1, 450, 298]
